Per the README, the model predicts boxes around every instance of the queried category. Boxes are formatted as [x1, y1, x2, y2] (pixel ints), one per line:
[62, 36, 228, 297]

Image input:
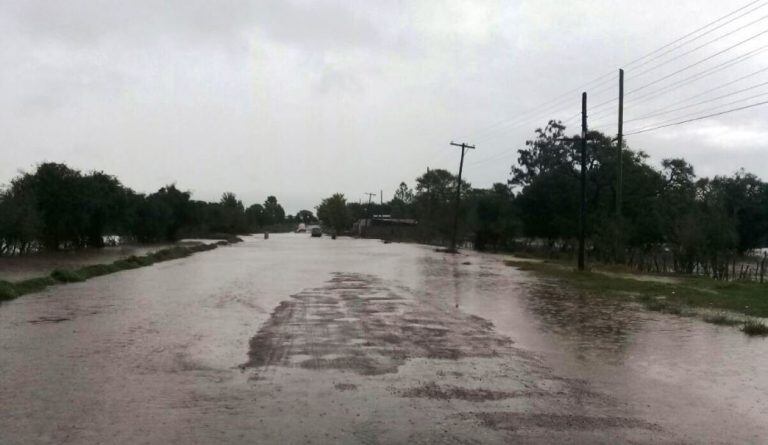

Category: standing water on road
[1, 234, 766, 444]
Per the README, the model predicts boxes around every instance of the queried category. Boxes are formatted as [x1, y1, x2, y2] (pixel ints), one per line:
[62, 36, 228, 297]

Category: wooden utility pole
[365, 192, 376, 216]
[364, 192, 376, 236]
[578, 92, 587, 271]
[616, 69, 624, 217]
[615, 69, 625, 263]
[449, 141, 475, 252]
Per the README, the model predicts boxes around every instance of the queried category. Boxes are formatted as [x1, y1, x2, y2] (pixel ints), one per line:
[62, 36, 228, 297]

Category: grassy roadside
[0, 238, 242, 303]
[505, 259, 768, 336]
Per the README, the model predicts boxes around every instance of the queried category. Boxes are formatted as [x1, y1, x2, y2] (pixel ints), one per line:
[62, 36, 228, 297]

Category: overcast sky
[2, 0, 767, 213]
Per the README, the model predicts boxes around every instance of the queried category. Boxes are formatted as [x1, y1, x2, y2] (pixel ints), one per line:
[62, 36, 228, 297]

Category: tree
[709, 170, 768, 253]
[0, 177, 41, 254]
[245, 203, 266, 229]
[263, 196, 286, 225]
[28, 163, 85, 250]
[295, 210, 317, 224]
[394, 182, 414, 203]
[316, 193, 349, 233]
[412, 168, 470, 242]
[79, 172, 128, 247]
[468, 183, 520, 251]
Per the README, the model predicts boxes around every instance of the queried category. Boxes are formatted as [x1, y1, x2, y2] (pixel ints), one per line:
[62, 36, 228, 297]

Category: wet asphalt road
[1, 234, 766, 444]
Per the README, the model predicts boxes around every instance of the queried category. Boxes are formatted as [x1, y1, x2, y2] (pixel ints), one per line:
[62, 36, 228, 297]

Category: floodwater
[0, 243, 184, 282]
[0, 235, 766, 444]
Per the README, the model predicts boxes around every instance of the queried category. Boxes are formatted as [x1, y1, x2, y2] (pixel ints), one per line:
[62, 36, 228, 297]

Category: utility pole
[365, 192, 376, 216]
[616, 69, 624, 217]
[449, 141, 475, 252]
[578, 92, 587, 271]
[615, 69, 625, 263]
[364, 192, 376, 237]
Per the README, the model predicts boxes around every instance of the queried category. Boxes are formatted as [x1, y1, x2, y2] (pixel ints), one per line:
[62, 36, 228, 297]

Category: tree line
[316, 120, 768, 278]
[0, 162, 316, 255]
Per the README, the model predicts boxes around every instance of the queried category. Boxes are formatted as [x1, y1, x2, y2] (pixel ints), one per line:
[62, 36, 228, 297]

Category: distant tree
[0, 177, 41, 254]
[510, 120, 570, 189]
[346, 202, 367, 222]
[390, 182, 414, 219]
[709, 170, 768, 253]
[413, 168, 470, 242]
[263, 196, 285, 225]
[245, 203, 266, 229]
[214, 192, 246, 233]
[317, 193, 349, 233]
[79, 172, 128, 247]
[152, 185, 193, 241]
[468, 183, 520, 251]
[295, 210, 317, 224]
[394, 182, 414, 203]
[28, 163, 84, 250]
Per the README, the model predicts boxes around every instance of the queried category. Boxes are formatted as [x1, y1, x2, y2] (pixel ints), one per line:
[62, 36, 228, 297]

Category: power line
[642, 64, 768, 110]
[619, 0, 766, 69]
[629, 7, 768, 78]
[628, 28, 768, 97]
[588, 43, 768, 121]
[467, 73, 617, 142]
[625, 79, 768, 123]
[462, 0, 768, 146]
[476, 4, 768, 143]
[624, 99, 768, 135]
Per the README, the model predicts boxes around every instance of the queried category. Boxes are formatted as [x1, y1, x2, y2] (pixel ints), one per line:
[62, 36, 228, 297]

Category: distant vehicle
[311, 227, 322, 237]
[296, 223, 306, 233]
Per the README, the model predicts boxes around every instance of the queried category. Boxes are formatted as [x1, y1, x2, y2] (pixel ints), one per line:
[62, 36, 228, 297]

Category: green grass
[0, 240, 238, 304]
[13, 277, 57, 295]
[50, 269, 86, 283]
[0, 280, 18, 301]
[77, 263, 120, 278]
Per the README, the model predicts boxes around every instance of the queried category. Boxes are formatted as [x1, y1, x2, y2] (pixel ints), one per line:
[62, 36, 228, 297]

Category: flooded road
[1, 234, 766, 444]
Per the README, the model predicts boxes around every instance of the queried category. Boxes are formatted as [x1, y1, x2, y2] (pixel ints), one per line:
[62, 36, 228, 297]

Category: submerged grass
[742, 319, 768, 336]
[50, 269, 86, 283]
[506, 259, 768, 336]
[701, 312, 743, 326]
[0, 238, 240, 304]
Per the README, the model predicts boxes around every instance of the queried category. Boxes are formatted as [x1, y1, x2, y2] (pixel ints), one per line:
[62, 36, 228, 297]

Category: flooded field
[0, 234, 766, 444]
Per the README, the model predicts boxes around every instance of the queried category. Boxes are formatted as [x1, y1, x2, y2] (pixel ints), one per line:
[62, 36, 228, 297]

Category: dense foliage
[315, 119, 768, 277]
[0, 162, 305, 254]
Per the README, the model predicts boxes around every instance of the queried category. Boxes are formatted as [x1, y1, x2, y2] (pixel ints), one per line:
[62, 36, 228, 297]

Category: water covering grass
[742, 319, 768, 336]
[506, 259, 768, 336]
[0, 240, 239, 303]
